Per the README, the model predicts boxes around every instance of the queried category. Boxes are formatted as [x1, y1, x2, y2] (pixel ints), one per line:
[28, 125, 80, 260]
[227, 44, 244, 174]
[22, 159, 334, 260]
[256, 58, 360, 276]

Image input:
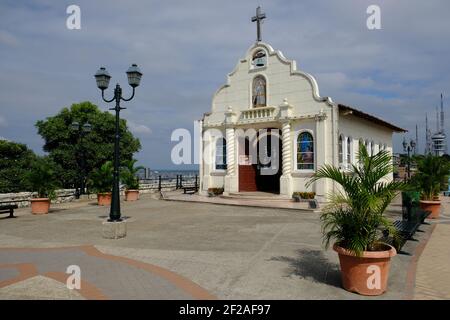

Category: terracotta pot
[419, 200, 441, 219]
[97, 193, 112, 206]
[125, 190, 139, 201]
[31, 198, 50, 215]
[333, 243, 397, 296]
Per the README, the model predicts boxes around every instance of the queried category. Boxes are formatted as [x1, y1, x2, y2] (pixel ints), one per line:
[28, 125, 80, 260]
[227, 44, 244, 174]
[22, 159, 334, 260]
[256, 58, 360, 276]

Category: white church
[198, 7, 405, 202]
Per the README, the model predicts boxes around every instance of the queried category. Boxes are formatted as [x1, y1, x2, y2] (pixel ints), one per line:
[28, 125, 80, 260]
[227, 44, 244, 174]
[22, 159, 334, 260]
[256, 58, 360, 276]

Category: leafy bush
[208, 187, 224, 195]
[307, 143, 406, 256]
[411, 155, 450, 200]
[25, 156, 59, 199]
[121, 159, 144, 190]
[0, 140, 37, 193]
[88, 161, 113, 193]
[292, 192, 316, 199]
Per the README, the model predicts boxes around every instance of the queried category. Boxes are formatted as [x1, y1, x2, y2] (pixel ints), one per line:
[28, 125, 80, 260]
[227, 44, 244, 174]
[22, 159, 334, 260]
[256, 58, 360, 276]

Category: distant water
[137, 169, 199, 179]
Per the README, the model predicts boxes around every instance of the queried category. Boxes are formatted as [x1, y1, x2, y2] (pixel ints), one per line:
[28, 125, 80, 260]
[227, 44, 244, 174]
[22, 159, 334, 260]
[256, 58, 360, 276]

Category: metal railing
[139, 174, 198, 191]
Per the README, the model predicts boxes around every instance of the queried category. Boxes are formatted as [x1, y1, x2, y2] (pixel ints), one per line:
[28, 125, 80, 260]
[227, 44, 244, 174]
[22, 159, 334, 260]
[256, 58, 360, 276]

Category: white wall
[205, 42, 331, 125]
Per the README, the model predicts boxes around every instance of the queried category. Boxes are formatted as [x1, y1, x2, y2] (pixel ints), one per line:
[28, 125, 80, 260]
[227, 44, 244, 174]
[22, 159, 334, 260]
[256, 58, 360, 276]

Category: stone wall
[0, 183, 183, 208]
[0, 189, 76, 208]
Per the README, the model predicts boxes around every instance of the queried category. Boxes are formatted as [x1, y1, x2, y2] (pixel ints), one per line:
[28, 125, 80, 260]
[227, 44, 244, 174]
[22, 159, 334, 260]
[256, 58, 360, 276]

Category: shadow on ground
[271, 249, 342, 288]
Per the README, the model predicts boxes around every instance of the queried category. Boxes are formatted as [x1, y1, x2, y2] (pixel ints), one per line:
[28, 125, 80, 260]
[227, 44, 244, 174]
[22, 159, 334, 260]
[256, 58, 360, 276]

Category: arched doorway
[238, 128, 282, 193]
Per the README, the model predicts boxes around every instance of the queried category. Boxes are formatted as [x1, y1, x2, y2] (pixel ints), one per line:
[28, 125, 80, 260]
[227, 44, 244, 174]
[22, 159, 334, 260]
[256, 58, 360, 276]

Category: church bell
[254, 57, 265, 67]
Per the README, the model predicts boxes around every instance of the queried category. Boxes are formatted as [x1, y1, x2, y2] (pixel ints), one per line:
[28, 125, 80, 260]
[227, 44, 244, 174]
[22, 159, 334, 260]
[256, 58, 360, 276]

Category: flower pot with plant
[88, 161, 113, 206]
[412, 155, 450, 219]
[207, 188, 224, 197]
[306, 144, 405, 295]
[26, 157, 59, 215]
[292, 192, 316, 202]
[121, 159, 144, 201]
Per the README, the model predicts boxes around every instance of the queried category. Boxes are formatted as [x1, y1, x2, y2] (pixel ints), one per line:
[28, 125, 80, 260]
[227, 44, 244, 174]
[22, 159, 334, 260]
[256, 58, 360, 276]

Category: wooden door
[238, 137, 257, 191]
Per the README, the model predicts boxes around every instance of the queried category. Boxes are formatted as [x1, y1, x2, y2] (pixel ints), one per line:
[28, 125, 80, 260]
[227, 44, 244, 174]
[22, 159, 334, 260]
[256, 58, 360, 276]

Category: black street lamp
[403, 138, 416, 181]
[94, 64, 142, 222]
[70, 121, 92, 198]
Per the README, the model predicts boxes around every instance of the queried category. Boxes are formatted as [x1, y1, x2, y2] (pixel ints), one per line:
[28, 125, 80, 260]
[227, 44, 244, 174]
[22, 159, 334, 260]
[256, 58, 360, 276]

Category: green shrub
[292, 192, 316, 199]
[88, 161, 113, 193]
[25, 156, 59, 199]
[411, 155, 450, 200]
[306, 143, 406, 256]
[208, 187, 224, 195]
[121, 159, 143, 190]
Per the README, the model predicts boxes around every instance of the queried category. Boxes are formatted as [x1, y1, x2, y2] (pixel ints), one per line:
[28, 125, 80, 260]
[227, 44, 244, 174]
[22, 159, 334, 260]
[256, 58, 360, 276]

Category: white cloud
[127, 120, 152, 135]
[0, 0, 449, 166]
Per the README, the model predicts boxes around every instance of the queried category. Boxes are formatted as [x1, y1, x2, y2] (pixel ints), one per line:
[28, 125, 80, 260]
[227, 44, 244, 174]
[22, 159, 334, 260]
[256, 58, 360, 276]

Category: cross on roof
[251, 6, 266, 42]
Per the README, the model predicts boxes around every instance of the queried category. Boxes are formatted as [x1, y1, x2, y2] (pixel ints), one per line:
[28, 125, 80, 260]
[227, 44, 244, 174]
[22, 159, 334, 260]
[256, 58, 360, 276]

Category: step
[221, 192, 292, 201]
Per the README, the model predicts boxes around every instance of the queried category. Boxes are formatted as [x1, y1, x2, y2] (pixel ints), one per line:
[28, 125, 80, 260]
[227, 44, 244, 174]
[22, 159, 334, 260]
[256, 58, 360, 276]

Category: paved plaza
[0, 193, 448, 300]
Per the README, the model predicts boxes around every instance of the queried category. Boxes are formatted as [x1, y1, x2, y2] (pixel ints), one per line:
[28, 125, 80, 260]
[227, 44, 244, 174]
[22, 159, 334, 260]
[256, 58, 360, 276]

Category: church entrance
[238, 128, 282, 193]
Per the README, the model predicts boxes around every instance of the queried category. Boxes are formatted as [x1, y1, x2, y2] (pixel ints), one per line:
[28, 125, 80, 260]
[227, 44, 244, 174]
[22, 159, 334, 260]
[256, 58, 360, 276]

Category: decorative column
[279, 99, 293, 197]
[281, 121, 292, 176]
[314, 109, 328, 202]
[224, 106, 238, 194]
[226, 127, 236, 176]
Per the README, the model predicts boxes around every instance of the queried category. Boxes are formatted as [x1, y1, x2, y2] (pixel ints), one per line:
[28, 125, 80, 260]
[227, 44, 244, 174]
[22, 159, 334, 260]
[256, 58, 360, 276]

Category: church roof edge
[338, 104, 407, 133]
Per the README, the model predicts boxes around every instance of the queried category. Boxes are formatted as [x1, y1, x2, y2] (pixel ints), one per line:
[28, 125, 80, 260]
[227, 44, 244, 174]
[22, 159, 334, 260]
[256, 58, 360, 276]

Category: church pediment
[209, 41, 333, 124]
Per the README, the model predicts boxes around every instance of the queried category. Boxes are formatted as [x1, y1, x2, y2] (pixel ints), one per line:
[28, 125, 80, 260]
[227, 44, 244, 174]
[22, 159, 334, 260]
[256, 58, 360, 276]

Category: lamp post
[70, 121, 92, 198]
[402, 138, 416, 181]
[94, 64, 142, 222]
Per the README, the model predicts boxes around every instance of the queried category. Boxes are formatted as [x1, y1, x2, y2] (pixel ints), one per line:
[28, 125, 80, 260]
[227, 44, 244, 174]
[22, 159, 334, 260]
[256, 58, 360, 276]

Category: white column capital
[279, 98, 293, 120]
[225, 106, 237, 125]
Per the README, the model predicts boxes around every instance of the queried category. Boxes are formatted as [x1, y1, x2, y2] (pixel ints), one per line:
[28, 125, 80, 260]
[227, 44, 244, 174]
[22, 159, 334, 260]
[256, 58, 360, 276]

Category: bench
[0, 204, 18, 218]
[183, 186, 198, 194]
[380, 208, 430, 251]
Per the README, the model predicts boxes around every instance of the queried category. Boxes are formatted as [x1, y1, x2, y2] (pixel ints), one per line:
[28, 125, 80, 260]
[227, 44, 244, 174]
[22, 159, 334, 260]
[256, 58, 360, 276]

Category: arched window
[252, 76, 266, 108]
[297, 132, 314, 170]
[338, 135, 344, 166]
[346, 137, 352, 166]
[215, 138, 227, 170]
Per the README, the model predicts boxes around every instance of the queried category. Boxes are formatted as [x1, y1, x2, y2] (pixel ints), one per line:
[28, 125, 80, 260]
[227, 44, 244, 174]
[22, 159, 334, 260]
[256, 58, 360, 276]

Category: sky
[1, 0, 450, 170]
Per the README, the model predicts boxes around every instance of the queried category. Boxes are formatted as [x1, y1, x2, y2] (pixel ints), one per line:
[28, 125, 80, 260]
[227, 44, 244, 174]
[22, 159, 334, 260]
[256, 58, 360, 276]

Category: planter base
[125, 190, 139, 201]
[419, 200, 441, 219]
[31, 198, 50, 215]
[97, 193, 112, 206]
[333, 244, 396, 296]
[102, 220, 127, 239]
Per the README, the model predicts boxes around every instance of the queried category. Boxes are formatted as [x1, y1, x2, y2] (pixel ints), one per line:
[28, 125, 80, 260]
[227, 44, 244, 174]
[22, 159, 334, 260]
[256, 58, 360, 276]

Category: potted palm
[412, 155, 450, 219]
[26, 157, 59, 215]
[306, 144, 405, 295]
[121, 159, 143, 201]
[88, 161, 113, 206]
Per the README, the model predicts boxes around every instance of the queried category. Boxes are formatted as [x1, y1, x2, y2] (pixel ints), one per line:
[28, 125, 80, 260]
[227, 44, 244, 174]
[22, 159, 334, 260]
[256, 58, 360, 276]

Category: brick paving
[0, 194, 443, 299]
[0, 246, 214, 300]
[413, 197, 450, 300]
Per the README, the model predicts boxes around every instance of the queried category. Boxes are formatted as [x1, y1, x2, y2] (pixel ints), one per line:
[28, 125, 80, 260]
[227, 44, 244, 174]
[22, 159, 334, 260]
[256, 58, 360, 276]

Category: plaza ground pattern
[0, 194, 449, 300]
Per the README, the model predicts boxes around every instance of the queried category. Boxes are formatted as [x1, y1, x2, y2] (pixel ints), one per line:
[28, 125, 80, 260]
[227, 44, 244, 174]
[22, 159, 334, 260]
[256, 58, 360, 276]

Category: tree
[35, 101, 141, 188]
[0, 140, 37, 193]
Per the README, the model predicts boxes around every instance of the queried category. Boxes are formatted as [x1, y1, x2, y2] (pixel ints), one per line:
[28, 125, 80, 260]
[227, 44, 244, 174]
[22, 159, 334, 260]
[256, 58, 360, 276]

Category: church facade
[198, 41, 405, 201]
